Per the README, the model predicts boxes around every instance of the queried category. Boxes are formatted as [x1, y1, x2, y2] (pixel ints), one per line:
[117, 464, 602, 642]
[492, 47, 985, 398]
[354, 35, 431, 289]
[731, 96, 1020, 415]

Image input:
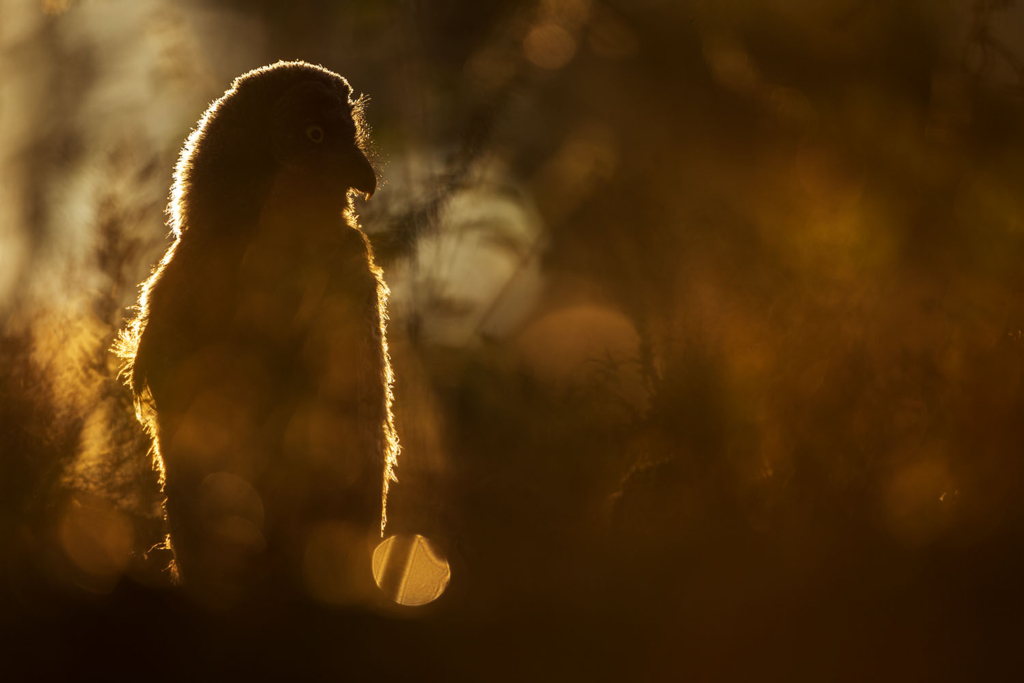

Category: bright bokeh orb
[372, 534, 450, 606]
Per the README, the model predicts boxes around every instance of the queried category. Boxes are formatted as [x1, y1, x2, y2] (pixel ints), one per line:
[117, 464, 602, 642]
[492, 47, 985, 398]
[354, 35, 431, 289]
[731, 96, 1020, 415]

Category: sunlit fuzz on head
[167, 60, 376, 239]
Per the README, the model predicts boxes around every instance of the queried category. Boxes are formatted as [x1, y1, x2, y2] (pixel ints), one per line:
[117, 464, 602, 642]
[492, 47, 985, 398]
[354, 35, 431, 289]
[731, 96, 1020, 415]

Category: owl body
[119, 62, 395, 602]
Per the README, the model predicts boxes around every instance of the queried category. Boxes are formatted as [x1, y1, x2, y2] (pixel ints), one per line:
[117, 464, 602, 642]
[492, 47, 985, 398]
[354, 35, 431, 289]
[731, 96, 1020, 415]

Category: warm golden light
[524, 23, 577, 70]
[372, 534, 450, 606]
[58, 495, 133, 593]
[5, 2, 1024, 675]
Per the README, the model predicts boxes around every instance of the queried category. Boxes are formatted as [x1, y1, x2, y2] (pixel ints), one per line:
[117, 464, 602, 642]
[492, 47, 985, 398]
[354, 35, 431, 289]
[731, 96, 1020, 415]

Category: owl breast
[231, 200, 384, 525]
[155, 196, 385, 597]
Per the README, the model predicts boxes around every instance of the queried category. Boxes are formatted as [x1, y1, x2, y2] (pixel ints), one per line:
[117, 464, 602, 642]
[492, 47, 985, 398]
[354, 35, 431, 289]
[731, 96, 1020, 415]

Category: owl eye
[305, 124, 325, 143]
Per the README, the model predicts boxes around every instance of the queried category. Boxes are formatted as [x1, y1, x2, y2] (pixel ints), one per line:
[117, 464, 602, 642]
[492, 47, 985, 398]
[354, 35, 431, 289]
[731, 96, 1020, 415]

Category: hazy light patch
[703, 35, 759, 95]
[1, 0, 45, 44]
[517, 305, 639, 374]
[768, 87, 817, 128]
[209, 517, 266, 564]
[58, 494, 134, 593]
[532, 121, 618, 222]
[0, 0, 232, 312]
[199, 472, 264, 530]
[0, 0, 43, 313]
[23, 303, 166, 576]
[65, 399, 124, 492]
[388, 185, 544, 347]
[0, 220, 27, 313]
[466, 46, 517, 91]
[541, 0, 591, 29]
[372, 534, 450, 606]
[41, 0, 72, 15]
[795, 141, 866, 211]
[27, 305, 107, 417]
[883, 446, 955, 546]
[524, 23, 577, 70]
[588, 6, 639, 61]
[954, 165, 1024, 244]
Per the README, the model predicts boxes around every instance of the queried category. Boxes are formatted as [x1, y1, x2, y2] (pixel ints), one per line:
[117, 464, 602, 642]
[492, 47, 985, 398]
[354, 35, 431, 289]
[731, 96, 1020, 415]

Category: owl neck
[261, 166, 357, 233]
[177, 164, 355, 246]
[178, 174, 275, 242]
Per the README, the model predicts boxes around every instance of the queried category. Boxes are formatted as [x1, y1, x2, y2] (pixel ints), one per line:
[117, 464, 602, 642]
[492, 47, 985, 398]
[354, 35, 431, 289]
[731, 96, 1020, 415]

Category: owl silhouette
[116, 61, 399, 603]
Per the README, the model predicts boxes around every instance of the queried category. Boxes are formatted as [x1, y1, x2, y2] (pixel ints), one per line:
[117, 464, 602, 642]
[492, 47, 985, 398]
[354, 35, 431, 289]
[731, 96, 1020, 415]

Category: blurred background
[2, 0, 1024, 679]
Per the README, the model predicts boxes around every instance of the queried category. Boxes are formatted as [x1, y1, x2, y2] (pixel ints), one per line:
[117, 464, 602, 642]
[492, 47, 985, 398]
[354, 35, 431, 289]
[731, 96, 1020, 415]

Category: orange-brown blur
[2, 0, 1024, 679]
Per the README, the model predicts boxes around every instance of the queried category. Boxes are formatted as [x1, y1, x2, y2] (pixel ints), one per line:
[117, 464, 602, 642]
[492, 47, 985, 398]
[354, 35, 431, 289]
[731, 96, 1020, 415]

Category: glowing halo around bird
[113, 61, 399, 602]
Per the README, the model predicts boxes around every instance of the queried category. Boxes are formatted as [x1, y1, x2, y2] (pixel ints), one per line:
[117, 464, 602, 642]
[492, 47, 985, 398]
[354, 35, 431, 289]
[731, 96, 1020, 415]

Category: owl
[116, 61, 399, 604]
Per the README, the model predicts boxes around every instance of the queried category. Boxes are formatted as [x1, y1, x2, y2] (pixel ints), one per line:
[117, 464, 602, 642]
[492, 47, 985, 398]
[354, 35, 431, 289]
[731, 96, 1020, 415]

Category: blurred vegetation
[2, 0, 1024, 679]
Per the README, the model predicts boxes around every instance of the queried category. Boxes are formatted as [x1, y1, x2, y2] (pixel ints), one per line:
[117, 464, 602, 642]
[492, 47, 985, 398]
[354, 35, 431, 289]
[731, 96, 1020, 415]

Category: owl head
[171, 61, 377, 235]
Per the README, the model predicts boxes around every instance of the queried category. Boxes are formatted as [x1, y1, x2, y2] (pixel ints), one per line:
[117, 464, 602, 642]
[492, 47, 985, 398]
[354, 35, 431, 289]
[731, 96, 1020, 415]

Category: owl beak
[351, 150, 377, 200]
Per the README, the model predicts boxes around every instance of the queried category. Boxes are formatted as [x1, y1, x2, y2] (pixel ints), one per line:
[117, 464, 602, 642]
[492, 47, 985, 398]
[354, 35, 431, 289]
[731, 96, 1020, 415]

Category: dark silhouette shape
[115, 61, 399, 602]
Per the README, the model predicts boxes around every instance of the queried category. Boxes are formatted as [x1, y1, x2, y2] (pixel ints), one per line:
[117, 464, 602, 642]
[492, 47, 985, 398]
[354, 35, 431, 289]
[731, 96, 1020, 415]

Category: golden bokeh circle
[372, 534, 450, 607]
